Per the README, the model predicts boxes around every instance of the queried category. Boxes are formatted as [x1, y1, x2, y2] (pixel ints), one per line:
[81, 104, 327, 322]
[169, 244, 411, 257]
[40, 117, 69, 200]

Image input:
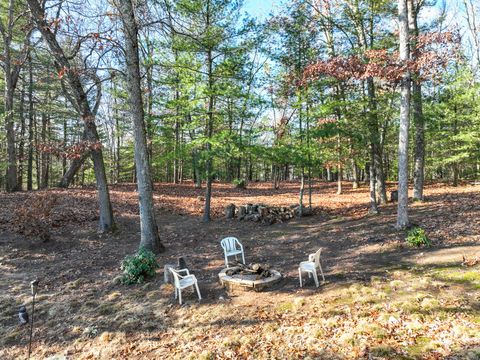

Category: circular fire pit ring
[219, 266, 282, 291]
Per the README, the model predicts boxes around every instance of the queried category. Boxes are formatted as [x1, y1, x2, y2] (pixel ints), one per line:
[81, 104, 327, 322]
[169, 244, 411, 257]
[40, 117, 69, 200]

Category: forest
[1, 0, 480, 359]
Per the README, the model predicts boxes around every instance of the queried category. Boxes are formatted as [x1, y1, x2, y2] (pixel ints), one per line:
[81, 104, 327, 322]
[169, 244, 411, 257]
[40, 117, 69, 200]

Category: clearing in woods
[0, 182, 479, 359]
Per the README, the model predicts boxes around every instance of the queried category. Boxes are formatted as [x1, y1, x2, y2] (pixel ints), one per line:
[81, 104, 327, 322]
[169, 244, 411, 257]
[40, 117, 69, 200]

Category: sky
[244, 0, 277, 20]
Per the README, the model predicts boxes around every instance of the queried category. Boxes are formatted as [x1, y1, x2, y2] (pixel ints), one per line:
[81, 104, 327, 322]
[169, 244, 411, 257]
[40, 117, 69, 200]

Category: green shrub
[120, 247, 159, 285]
[406, 227, 431, 247]
[233, 179, 246, 189]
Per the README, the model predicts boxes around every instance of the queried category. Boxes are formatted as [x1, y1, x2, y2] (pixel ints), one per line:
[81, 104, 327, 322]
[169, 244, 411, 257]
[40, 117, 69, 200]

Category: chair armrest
[177, 268, 190, 275]
[308, 253, 315, 262]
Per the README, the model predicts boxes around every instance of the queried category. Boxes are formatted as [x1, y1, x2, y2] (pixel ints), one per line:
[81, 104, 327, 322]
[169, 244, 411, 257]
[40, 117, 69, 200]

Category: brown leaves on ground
[10, 193, 58, 242]
[0, 181, 480, 359]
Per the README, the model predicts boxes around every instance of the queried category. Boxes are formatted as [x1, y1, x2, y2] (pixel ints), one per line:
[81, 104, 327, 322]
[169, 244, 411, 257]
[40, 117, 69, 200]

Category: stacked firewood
[225, 203, 308, 224]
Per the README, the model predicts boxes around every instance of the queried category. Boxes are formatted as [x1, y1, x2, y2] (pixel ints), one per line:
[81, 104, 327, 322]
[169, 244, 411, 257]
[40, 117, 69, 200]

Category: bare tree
[0, 0, 32, 192]
[27, 0, 115, 232]
[396, 0, 411, 229]
[409, 0, 425, 201]
[113, 0, 164, 253]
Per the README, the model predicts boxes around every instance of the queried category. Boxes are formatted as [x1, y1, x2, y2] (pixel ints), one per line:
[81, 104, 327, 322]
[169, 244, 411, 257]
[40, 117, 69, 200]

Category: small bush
[233, 179, 246, 189]
[406, 227, 431, 247]
[120, 247, 159, 285]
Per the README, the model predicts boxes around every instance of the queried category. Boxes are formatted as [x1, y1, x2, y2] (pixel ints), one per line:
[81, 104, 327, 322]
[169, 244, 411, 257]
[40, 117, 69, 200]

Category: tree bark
[352, 159, 359, 189]
[18, 81, 26, 190]
[0, 0, 30, 192]
[203, 47, 214, 222]
[409, 0, 425, 201]
[40, 112, 49, 189]
[27, 54, 34, 191]
[27, 0, 114, 232]
[62, 106, 68, 176]
[396, 0, 411, 229]
[115, 0, 164, 252]
[367, 78, 387, 204]
[203, 1, 214, 222]
[59, 151, 90, 188]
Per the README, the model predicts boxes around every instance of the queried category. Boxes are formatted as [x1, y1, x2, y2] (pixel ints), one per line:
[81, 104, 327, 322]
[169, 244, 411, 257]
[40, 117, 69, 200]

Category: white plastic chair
[298, 248, 325, 287]
[220, 237, 245, 267]
[169, 268, 202, 305]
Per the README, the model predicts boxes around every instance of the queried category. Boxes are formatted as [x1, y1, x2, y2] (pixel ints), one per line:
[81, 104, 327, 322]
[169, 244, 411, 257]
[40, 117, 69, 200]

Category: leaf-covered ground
[0, 181, 479, 359]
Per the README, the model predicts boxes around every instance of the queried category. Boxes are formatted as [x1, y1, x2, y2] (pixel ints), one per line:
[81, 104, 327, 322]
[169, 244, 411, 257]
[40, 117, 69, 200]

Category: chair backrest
[220, 237, 240, 252]
[313, 248, 322, 268]
[169, 268, 181, 288]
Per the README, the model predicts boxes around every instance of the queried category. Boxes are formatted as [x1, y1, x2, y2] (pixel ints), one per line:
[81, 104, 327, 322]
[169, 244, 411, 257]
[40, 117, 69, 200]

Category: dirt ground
[0, 181, 479, 359]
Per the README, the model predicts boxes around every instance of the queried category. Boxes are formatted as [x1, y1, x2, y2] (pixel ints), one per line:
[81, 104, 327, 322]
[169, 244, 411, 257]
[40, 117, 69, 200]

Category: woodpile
[225, 203, 308, 224]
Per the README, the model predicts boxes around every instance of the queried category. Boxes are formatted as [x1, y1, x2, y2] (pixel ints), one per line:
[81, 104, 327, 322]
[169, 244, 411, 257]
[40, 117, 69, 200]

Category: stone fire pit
[218, 263, 282, 291]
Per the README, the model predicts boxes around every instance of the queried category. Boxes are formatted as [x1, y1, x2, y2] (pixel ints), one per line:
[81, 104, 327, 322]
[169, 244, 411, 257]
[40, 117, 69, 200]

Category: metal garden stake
[28, 279, 38, 359]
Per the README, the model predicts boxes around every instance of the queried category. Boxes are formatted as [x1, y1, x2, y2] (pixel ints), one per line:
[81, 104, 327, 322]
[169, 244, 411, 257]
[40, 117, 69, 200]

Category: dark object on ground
[178, 256, 188, 271]
[18, 305, 29, 325]
[390, 190, 398, 202]
[225, 204, 236, 219]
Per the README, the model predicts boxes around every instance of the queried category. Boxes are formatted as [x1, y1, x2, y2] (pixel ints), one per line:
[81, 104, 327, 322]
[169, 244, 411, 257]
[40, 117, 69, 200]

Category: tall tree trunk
[115, 0, 163, 252]
[452, 115, 459, 186]
[337, 135, 342, 195]
[114, 81, 121, 183]
[352, 159, 359, 189]
[40, 112, 49, 189]
[18, 81, 26, 190]
[0, 0, 27, 192]
[347, 1, 386, 206]
[396, 0, 411, 229]
[27, 54, 34, 191]
[203, 0, 214, 222]
[203, 47, 214, 222]
[299, 169, 305, 216]
[306, 101, 313, 210]
[4, 71, 18, 191]
[145, 37, 154, 168]
[367, 78, 387, 204]
[62, 118, 67, 176]
[409, 0, 425, 201]
[173, 50, 180, 184]
[35, 114, 40, 188]
[27, 0, 114, 232]
[368, 154, 379, 214]
[193, 149, 202, 188]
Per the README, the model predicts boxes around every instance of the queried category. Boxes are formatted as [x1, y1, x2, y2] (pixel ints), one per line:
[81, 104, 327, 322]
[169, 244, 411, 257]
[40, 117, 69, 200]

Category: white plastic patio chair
[220, 237, 245, 267]
[169, 268, 202, 305]
[298, 248, 325, 287]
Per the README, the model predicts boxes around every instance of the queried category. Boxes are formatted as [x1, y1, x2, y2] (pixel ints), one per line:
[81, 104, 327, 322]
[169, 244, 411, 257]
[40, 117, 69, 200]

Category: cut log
[258, 206, 268, 218]
[225, 203, 236, 219]
[238, 205, 247, 220]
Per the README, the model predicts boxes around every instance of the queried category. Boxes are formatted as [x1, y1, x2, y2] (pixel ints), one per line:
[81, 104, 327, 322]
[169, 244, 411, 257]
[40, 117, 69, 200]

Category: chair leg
[174, 287, 177, 299]
[225, 255, 229, 268]
[319, 262, 325, 282]
[195, 282, 202, 301]
[178, 289, 182, 305]
[298, 268, 303, 287]
[313, 270, 319, 288]
[241, 251, 245, 265]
